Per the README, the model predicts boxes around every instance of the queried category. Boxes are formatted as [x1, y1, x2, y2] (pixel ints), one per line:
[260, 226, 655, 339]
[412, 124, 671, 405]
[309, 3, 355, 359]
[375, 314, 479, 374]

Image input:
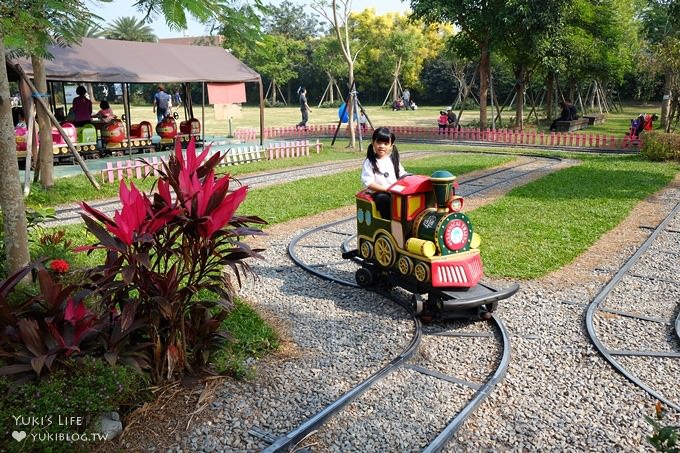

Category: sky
[94, 0, 411, 39]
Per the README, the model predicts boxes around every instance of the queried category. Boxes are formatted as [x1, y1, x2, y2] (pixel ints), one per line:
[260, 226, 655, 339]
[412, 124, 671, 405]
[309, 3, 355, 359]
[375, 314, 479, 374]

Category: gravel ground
[107, 161, 680, 452]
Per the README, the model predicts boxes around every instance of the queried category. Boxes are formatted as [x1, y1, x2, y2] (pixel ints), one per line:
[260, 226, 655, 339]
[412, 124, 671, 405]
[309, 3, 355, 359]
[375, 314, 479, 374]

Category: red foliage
[76, 138, 267, 382]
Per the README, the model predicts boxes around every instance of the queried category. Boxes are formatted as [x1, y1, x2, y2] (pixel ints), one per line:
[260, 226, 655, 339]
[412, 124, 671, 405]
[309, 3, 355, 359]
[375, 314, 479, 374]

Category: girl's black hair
[366, 126, 400, 179]
[100, 100, 110, 109]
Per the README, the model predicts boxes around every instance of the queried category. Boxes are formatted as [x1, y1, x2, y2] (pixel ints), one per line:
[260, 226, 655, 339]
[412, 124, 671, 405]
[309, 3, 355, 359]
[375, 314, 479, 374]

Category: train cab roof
[388, 175, 432, 196]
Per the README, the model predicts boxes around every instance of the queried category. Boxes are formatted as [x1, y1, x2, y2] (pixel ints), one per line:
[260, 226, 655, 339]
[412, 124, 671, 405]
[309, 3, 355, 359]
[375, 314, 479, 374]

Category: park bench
[554, 118, 590, 132]
[582, 114, 606, 125]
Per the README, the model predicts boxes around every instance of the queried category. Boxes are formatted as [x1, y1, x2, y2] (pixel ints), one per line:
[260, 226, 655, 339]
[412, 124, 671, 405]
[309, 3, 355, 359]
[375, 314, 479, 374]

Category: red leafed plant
[0, 263, 103, 380]
[77, 139, 266, 383]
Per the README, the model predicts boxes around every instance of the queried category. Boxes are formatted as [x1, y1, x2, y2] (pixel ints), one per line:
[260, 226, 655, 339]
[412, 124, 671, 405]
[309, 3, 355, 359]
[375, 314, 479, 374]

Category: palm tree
[71, 22, 105, 38]
[105, 16, 157, 42]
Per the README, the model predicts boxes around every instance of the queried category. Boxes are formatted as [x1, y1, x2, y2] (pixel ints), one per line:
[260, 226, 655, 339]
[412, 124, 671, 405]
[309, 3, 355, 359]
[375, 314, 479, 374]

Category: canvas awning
[8, 37, 260, 84]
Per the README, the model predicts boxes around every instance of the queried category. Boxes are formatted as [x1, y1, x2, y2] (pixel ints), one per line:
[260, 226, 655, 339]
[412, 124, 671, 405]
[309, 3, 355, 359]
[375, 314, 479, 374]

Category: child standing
[438, 110, 448, 133]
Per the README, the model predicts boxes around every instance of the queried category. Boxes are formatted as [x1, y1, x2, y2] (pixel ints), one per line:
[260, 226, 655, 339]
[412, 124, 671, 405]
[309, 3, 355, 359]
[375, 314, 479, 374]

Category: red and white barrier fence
[235, 125, 640, 151]
[101, 157, 165, 183]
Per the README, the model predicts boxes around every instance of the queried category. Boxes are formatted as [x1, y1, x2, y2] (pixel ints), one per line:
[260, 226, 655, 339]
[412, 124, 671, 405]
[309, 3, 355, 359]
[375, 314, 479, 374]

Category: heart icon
[12, 431, 27, 442]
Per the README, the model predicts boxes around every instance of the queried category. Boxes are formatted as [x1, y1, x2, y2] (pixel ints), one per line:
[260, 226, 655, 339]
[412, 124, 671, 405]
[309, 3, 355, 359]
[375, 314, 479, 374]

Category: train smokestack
[429, 170, 456, 212]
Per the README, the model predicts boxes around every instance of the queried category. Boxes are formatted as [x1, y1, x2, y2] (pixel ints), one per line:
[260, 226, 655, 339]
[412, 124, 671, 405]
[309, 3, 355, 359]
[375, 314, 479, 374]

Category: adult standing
[173, 89, 182, 108]
[71, 85, 92, 127]
[402, 88, 411, 110]
[296, 87, 311, 129]
[153, 85, 172, 124]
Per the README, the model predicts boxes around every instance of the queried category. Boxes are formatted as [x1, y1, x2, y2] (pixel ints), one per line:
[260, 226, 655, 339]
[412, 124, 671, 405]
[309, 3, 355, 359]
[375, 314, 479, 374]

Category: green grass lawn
[473, 153, 678, 278]
[40, 149, 680, 281]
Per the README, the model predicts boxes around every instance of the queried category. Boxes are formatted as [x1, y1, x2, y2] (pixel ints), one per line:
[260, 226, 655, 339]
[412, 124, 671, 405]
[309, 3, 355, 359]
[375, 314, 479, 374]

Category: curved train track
[255, 159, 565, 451]
[267, 218, 510, 452]
[586, 201, 680, 412]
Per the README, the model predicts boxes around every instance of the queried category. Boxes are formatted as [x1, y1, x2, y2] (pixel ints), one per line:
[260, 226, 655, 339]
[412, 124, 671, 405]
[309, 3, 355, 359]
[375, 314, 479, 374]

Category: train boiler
[343, 170, 518, 320]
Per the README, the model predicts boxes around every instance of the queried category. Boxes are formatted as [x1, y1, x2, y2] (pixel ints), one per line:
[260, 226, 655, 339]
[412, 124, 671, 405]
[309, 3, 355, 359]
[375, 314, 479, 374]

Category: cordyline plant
[0, 262, 102, 381]
[77, 139, 266, 383]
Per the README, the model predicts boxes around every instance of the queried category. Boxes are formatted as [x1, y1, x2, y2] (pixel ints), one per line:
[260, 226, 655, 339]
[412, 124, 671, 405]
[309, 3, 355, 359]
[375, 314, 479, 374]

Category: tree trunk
[661, 69, 673, 130]
[478, 44, 490, 131]
[31, 55, 54, 189]
[0, 39, 31, 274]
[515, 65, 526, 130]
[546, 72, 555, 121]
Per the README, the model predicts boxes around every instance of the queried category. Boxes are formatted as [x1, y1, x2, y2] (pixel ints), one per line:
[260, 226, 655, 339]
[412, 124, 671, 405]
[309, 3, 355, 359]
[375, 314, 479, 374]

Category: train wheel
[414, 262, 430, 283]
[355, 267, 374, 288]
[359, 241, 373, 260]
[374, 235, 396, 267]
[398, 256, 413, 275]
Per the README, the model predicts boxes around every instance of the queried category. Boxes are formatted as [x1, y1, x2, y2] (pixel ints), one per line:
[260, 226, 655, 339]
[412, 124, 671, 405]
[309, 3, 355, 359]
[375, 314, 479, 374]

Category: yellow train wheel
[414, 262, 430, 283]
[398, 256, 413, 275]
[360, 241, 373, 260]
[375, 235, 395, 267]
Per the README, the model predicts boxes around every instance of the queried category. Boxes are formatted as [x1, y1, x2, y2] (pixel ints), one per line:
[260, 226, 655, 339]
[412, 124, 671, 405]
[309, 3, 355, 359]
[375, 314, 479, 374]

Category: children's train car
[16, 118, 198, 165]
[343, 170, 518, 320]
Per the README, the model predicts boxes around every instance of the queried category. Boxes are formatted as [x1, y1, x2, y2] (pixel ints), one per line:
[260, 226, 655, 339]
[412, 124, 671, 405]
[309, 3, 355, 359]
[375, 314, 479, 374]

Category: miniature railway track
[261, 160, 563, 451]
[586, 201, 680, 412]
[268, 218, 510, 452]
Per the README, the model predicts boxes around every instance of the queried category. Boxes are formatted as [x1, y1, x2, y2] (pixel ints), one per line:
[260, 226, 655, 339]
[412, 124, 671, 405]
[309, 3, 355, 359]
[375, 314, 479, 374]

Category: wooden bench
[582, 114, 605, 125]
[554, 118, 589, 132]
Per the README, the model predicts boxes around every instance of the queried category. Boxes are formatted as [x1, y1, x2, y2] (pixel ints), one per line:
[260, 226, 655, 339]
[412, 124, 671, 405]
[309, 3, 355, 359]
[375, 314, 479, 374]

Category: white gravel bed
[592, 311, 678, 352]
[630, 251, 680, 283]
[445, 280, 671, 452]
[617, 356, 680, 402]
[177, 176, 680, 452]
[600, 274, 680, 318]
[410, 332, 502, 384]
[656, 233, 680, 255]
[312, 368, 476, 452]
[182, 237, 416, 451]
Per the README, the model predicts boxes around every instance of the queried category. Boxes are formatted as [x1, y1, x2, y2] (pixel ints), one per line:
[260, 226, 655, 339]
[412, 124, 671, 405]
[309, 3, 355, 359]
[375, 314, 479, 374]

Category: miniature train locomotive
[343, 170, 518, 320]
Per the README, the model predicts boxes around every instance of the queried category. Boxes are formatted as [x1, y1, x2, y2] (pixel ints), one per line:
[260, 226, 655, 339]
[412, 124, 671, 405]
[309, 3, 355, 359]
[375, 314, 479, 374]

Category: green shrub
[0, 357, 147, 452]
[641, 131, 680, 162]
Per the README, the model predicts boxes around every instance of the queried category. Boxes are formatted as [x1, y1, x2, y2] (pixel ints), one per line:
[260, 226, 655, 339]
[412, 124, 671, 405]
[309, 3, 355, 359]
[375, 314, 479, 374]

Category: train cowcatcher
[343, 169, 519, 321]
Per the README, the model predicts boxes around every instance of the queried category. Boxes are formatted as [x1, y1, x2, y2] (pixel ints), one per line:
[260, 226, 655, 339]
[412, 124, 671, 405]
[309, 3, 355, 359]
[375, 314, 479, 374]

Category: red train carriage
[344, 170, 518, 320]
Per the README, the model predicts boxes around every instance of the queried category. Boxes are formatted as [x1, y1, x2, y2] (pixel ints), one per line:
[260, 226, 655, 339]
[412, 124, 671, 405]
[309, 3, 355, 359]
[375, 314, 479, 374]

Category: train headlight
[448, 196, 464, 212]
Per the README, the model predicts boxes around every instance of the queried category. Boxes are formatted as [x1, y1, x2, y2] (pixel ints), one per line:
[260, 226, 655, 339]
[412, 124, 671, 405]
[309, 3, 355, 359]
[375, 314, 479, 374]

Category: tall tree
[410, 0, 510, 130]
[1, 0, 101, 273]
[499, 0, 569, 129]
[313, 0, 360, 148]
[311, 35, 346, 105]
[249, 34, 305, 104]
[0, 37, 30, 275]
[639, 0, 680, 129]
[105, 16, 157, 41]
[351, 10, 449, 103]
[262, 0, 321, 40]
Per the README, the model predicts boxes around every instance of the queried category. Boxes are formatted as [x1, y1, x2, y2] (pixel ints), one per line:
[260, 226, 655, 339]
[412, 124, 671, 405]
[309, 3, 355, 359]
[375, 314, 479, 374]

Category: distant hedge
[641, 131, 680, 162]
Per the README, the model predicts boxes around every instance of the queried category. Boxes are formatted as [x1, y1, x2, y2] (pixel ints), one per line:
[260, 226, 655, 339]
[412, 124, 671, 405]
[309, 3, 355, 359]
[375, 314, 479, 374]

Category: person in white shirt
[361, 127, 407, 218]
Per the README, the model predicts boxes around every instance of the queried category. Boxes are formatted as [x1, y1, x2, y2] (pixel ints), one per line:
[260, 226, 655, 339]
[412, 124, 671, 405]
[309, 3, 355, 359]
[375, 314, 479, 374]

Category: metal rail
[585, 201, 680, 412]
[284, 217, 511, 452]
